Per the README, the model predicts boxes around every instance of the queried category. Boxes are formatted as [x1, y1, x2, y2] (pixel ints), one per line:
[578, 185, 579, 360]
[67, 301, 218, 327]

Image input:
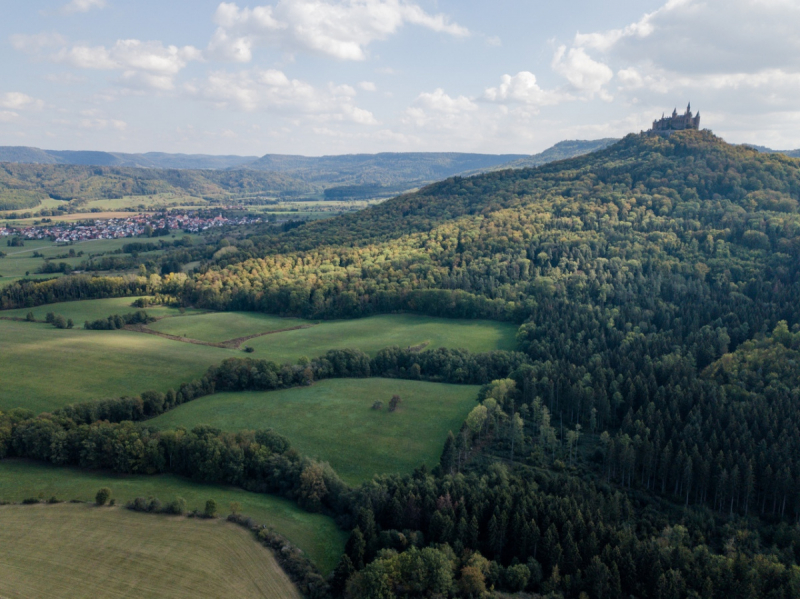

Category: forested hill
[489, 138, 618, 170]
[182, 127, 800, 531]
[229, 129, 800, 256]
[7, 131, 800, 596]
[0, 162, 313, 209]
[0, 146, 259, 169]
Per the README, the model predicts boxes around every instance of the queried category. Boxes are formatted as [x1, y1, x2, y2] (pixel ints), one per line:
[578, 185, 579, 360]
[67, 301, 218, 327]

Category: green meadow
[148, 311, 309, 342]
[1, 296, 201, 323]
[242, 314, 518, 362]
[147, 378, 480, 484]
[0, 504, 301, 599]
[0, 459, 346, 574]
[0, 305, 516, 413]
[0, 319, 236, 413]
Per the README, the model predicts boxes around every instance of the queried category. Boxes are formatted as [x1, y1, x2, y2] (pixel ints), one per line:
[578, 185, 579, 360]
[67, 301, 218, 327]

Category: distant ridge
[497, 138, 620, 170]
[743, 144, 800, 158]
[0, 146, 259, 170]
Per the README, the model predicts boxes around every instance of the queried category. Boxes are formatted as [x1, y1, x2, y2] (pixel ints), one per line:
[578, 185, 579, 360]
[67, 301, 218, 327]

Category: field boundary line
[126, 323, 318, 349]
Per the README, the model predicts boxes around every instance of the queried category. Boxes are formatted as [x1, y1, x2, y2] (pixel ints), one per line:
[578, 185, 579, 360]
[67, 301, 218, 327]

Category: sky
[2, 0, 800, 156]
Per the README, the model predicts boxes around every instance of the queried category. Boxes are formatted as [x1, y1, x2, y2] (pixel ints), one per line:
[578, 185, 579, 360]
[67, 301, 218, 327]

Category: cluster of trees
[333, 465, 800, 598]
[44, 347, 527, 430]
[37, 261, 74, 274]
[45, 311, 74, 329]
[83, 310, 154, 330]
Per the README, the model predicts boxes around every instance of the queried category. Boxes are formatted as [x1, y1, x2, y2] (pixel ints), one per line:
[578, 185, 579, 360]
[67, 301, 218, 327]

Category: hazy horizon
[2, 1, 799, 156]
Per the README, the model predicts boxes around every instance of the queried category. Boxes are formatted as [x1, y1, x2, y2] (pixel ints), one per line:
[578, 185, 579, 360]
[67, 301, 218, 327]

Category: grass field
[1, 297, 202, 323]
[148, 311, 310, 342]
[0, 236, 198, 286]
[0, 503, 300, 599]
[147, 378, 480, 484]
[243, 314, 519, 363]
[0, 460, 346, 573]
[81, 192, 207, 212]
[0, 319, 236, 412]
[0, 307, 515, 413]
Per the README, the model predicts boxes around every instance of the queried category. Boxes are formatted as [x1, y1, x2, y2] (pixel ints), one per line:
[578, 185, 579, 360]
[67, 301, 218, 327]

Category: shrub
[166, 497, 187, 515]
[388, 394, 401, 412]
[95, 487, 112, 506]
[371, 401, 383, 410]
[204, 499, 218, 518]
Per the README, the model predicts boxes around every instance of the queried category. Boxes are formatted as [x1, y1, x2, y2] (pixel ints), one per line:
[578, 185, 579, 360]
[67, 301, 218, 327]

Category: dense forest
[3, 130, 800, 597]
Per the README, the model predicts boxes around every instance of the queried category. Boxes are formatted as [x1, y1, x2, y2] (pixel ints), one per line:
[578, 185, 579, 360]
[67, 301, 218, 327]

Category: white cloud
[54, 40, 202, 89]
[0, 111, 19, 122]
[358, 81, 377, 91]
[0, 92, 44, 111]
[187, 68, 378, 124]
[62, 0, 107, 14]
[552, 46, 613, 99]
[413, 88, 476, 113]
[402, 89, 479, 133]
[483, 71, 563, 106]
[577, 0, 800, 75]
[207, 0, 469, 62]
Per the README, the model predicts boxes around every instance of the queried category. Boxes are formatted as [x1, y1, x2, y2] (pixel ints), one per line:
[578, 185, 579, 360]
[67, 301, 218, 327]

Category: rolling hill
[4, 129, 800, 597]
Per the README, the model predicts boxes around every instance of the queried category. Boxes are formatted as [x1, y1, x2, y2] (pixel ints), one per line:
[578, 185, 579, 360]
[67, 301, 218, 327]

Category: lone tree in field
[95, 488, 112, 506]
[388, 395, 401, 412]
[204, 499, 218, 518]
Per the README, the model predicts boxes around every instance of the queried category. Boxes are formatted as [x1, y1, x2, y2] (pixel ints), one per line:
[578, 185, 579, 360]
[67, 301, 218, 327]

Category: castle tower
[650, 103, 701, 135]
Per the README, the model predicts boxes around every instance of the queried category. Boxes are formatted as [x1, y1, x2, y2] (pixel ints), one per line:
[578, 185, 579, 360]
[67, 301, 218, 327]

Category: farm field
[147, 378, 481, 484]
[1, 296, 202, 323]
[243, 313, 519, 362]
[0, 236, 199, 286]
[0, 319, 235, 412]
[0, 460, 346, 573]
[80, 192, 207, 212]
[0, 503, 300, 599]
[148, 311, 310, 342]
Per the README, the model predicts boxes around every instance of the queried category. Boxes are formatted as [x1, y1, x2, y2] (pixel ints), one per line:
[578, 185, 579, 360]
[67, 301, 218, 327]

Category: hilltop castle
[650, 103, 701, 134]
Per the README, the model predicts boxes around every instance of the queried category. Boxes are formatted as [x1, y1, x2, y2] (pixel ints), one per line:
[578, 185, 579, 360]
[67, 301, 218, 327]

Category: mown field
[0, 460, 346, 573]
[147, 378, 481, 484]
[0, 299, 516, 413]
[0, 503, 300, 599]
[241, 314, 518, 362]
[0, 319, 236, 412]
[1, 296, 201, 322]
[148, 311, 309, 342]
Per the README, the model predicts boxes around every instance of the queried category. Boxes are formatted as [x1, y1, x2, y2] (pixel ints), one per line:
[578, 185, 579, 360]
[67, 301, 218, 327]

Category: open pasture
[1, 296, 201, 323]
[243, 313, 519, 363]
[0, 460, 346, 573]
[148, 311, 309, 342]
[80, 192, 206, 212]
[0, 503, 300, 598]
[0, 236, 195, 285]
[0, 319, 235, 413]
[147, 378, 481, 484]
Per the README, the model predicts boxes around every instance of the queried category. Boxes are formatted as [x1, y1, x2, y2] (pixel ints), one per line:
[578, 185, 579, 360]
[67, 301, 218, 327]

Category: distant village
[0, 212, 264, 244]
